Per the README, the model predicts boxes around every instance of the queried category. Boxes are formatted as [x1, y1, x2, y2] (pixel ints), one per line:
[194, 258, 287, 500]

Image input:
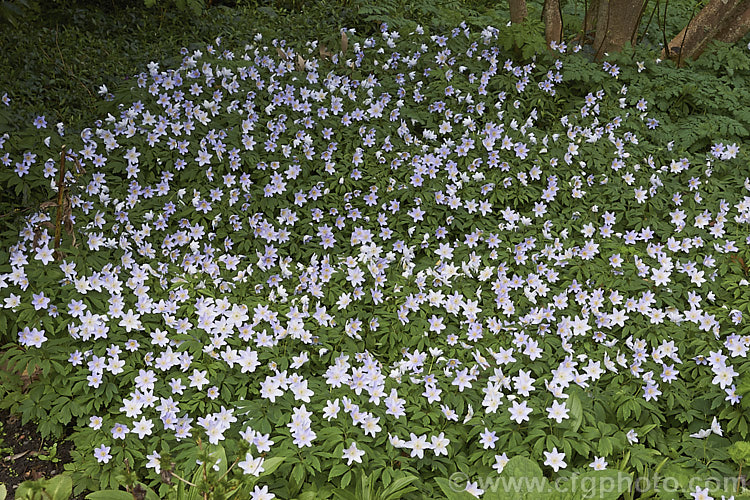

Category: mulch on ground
[0, 408, 77, 499]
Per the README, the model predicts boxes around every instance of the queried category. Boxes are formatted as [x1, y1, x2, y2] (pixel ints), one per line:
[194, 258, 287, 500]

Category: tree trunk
[543, 0, 563, 47]
[572, 0, 599, 44]
[592, 0, 647, 60]
[716, 2, 750, 41]
[509, 0, 528, 24]
[716, 2, 750, 42]
[663, 0, 750, 63]
[583, 0, 600, 40]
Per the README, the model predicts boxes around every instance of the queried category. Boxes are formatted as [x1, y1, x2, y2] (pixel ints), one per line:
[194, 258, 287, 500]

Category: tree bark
[583, 0, 600, 39]
[543, 0, 563, 47]
[663, 0, 750, 62]
[592, 0, 648, 60]
[716, 2, 750, 42]
[572, 0, 599, 44]
[509, 0, 528, 24]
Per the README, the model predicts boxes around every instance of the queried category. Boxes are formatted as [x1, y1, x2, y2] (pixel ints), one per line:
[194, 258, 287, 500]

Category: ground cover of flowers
[2, 21, 750, 499]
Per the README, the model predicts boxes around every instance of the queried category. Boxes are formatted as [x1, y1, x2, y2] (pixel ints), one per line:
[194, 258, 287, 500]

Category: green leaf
[290, 463, 306, 490]
[0, 484, 6, 500]
[341, 471, 352, 490]
[259, 455, 285, 477]
[568, 393, 584, 433]
[45, 474, 73, 500]
[566, 470, 632, 500]
[381, 474, 419, 500]
[15, 481, 34, 499]
[729, 441, 750, 465]
[186, 463, 204, 500]
[86, 491, 135, 500]
[483, 456, 552, 500]
[15, 474, 70, 500]
[640, 424, 658, 436]
[332, 489, 358, 500]
[208, 444, 228, 477]
[143, 484, 160, 500]
[328, 463, 349, 480]
[434, 477, 480, 500]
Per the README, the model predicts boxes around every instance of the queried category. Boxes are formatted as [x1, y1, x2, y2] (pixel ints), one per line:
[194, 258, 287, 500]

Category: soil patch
[0, 408, 78, 499]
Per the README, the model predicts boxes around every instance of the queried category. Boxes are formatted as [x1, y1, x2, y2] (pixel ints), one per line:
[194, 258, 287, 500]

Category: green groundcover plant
[1, 18, 750, 500]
